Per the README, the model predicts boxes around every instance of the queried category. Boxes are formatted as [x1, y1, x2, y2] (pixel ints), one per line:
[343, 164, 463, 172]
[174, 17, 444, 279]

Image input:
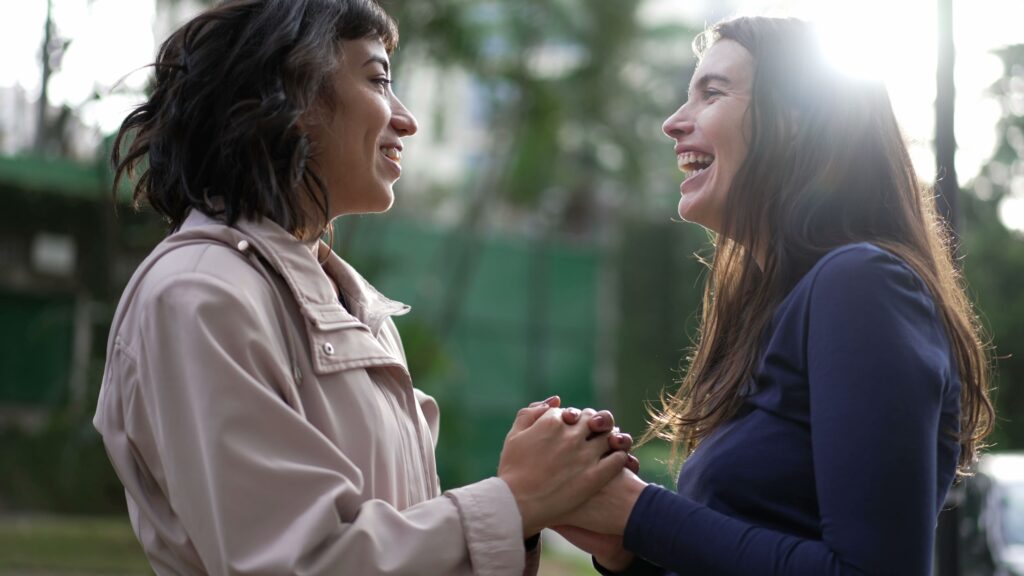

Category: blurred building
[0, 86, 36, 156]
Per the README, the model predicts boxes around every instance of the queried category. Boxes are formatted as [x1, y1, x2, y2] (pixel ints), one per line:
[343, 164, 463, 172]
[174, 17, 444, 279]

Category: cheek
[317, 119, 347, 161]
[367, 99, 391, 136]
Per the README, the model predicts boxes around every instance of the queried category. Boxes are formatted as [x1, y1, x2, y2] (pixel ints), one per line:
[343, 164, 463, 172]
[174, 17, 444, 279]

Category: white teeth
[382, 147, 401, 162]
[676, 151, 714, 174]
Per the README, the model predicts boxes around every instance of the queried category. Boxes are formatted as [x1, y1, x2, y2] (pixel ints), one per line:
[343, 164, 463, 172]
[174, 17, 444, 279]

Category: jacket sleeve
[128, 271, 529, 576]
[621, 248, 954, 575]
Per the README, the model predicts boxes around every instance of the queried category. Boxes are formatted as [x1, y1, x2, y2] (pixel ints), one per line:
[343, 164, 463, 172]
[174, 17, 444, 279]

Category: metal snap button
[323, 342, 335, 355]
[236, 240, 250, 252]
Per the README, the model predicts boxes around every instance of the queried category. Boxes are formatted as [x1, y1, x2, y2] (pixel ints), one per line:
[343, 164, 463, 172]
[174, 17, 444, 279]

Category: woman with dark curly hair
[93, 1, 632, 574]
[550, 16, 995, 576]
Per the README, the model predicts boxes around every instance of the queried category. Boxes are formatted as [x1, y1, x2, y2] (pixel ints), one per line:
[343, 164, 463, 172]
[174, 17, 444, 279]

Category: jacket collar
[177, 209, 409, 335]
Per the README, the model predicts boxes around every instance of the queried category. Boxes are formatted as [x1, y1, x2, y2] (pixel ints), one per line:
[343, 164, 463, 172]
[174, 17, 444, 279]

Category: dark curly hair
[112, 0, 398, 239]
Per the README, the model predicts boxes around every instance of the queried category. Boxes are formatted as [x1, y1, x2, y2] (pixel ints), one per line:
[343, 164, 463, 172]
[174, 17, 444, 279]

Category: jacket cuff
[445, 476, 526, 576]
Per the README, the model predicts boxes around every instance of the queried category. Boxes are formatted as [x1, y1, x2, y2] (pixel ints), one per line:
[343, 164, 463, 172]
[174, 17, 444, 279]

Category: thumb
[531, 395, 561, 409]
[590, 451, 629, 487]
[508, 404, 554, 436]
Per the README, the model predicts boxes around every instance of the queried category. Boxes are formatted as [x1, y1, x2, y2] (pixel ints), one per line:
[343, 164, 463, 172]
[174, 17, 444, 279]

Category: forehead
[690, 39, 755, 92]
[339, 36, 389, 68]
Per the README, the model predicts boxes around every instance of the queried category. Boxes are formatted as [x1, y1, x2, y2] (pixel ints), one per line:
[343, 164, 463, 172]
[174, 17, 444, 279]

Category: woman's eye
[703, 88, 723, 100]
[373, 77, 392, 91]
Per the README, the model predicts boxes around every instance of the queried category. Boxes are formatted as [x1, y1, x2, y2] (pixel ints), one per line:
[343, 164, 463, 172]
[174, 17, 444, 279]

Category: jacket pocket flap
[303, 303, 364, 331]
[306, 322, 404, 375]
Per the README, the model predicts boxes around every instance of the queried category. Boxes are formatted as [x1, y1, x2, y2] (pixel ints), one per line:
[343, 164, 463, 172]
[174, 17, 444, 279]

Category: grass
[0, 515, 152, 575]
[0, 516, 602, 575]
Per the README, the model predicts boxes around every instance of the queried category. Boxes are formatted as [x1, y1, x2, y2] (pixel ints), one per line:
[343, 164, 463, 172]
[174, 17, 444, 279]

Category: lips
[680, 163, 712, 194]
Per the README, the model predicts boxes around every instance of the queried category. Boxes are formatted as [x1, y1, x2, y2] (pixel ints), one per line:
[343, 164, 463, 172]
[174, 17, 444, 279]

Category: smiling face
[306, 36, 418, 219]
[662, 39, 754, 234]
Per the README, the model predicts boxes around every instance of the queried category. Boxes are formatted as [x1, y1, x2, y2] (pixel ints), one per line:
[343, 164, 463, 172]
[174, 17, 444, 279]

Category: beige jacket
[94, 210, 539, 575]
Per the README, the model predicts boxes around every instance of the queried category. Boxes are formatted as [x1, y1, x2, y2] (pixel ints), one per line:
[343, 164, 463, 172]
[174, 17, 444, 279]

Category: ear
[297, 104, 320, 133]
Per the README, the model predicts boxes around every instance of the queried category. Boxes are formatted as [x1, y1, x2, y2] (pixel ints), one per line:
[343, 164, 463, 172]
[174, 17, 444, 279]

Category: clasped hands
[497, 396, 648, 571]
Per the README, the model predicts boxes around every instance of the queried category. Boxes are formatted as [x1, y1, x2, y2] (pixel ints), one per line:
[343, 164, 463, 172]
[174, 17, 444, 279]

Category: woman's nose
[662, 103, 693, 140]
[390, 95, 418, 137]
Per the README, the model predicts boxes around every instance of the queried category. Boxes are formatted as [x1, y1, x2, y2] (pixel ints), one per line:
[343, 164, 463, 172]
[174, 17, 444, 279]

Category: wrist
[610, 475, 648, 536]
[519, 498, 543, 538]
[500, 475, 543, 537]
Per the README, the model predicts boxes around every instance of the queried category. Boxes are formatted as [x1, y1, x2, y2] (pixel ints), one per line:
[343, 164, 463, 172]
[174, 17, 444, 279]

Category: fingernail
[529, 401, 544, 408]
[543, 395, 559, 406]
[593, 415, 605, 426]
[567, 407, 581, 419]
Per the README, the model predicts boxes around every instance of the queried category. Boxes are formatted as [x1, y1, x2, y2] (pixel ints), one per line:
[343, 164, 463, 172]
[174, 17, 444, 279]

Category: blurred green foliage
[382, 0, 698, 221]
[961, 43, 1024, 450]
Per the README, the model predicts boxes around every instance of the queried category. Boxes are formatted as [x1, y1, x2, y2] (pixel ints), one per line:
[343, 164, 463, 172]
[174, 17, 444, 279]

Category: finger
[561, 407, 583, 424]
[573, 409, 601, 440]
[508, 404, 553, 436]
[586, 409, 615, 434]
[529, 395, 561, 408]
[607, 432, 633, 452]
[625, 454, 640, 474]
[577, 415, 616, 459]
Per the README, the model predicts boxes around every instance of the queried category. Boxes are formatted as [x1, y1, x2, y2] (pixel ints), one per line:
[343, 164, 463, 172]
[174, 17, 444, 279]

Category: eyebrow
[362, 55, 390, 75]
[689, 72, 732, 95]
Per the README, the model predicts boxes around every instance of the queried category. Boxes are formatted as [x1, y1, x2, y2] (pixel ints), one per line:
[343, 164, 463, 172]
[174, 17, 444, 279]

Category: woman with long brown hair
[553, 16, 994, 575]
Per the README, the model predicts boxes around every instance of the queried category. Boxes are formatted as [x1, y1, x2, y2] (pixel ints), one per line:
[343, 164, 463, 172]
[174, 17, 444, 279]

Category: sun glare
[793, 0, 938, 182]
[1, 0, 155, 135]
[999, 193, 1024, 236]
[802, 0, 938, 85]
[792, 0, 1020, 228]
[816, 22, 890, 82]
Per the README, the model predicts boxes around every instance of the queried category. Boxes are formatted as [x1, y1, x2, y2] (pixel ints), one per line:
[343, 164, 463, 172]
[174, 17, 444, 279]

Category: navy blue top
[614, 243, 962, 575]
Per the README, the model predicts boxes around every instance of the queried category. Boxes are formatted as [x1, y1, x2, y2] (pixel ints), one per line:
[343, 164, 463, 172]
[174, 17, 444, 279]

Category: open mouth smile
[678, 151, 714, 179]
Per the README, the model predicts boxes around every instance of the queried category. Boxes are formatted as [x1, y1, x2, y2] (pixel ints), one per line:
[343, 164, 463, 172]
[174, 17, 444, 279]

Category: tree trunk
[935, 0, 959, 242]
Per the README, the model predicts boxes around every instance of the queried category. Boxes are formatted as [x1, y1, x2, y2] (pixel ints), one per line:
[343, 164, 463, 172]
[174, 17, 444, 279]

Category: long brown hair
[645, 17, 993, 476]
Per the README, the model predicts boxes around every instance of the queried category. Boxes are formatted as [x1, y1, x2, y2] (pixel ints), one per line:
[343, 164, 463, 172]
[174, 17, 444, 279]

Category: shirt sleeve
[622, 247, 953, 575]
[128, 271, 528, 576]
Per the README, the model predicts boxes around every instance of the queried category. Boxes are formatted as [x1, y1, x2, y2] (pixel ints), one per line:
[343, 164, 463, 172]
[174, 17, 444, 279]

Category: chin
[677, 195, 705, 224]
[371, 190, 395, 213]
[679, 199, 724, 233]
[678, 179, 726, 230]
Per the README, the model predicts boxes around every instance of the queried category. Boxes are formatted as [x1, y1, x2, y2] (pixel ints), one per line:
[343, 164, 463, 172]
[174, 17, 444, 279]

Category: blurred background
[0, 0, 1022, 574]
